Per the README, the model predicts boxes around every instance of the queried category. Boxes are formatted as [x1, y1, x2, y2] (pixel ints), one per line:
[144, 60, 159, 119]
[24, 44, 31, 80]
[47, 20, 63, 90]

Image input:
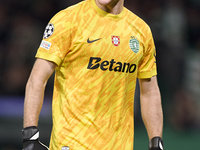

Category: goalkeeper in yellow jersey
[22, 0, 164, 149]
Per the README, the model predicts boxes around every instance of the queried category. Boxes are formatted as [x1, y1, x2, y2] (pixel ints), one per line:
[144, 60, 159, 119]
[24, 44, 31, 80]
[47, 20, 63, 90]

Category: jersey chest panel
[63, 18, 144, 75]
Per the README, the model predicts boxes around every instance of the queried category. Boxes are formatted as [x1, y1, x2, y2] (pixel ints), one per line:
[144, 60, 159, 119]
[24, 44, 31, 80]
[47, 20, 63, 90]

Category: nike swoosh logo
[87, 38, 102, 43]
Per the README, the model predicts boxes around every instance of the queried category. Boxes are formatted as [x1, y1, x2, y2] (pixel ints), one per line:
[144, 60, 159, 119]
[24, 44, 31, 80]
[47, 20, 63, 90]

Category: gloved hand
[149, 136, 163, 150]
[22, 126, 49, 150]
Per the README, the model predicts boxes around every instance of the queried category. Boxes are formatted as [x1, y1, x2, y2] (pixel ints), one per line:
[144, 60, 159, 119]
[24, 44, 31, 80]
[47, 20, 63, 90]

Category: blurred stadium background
[0, 0, 200, 149]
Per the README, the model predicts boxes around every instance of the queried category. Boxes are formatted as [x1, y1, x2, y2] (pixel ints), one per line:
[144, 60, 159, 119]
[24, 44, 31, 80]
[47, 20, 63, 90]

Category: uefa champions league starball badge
[129, 36, 139, 53]
[43, 23, 54, 39]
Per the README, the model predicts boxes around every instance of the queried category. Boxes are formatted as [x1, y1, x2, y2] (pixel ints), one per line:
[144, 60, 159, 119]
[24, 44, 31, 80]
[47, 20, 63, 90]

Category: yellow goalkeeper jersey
[36, 0, 157, 149]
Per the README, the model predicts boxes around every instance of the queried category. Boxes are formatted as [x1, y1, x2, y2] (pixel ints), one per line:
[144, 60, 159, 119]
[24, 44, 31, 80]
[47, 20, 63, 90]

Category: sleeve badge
[43, 23, 54, 39]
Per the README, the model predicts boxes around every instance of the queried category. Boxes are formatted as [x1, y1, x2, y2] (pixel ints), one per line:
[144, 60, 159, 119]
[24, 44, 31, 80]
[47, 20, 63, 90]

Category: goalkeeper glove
[22, 126, 49, 150]
[149, 136, 164, 150]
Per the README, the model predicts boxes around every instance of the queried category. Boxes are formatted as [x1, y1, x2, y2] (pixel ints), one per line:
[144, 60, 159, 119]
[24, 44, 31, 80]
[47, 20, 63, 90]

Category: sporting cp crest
[111, 35, 120, 46]
[129, 36, 139, 53]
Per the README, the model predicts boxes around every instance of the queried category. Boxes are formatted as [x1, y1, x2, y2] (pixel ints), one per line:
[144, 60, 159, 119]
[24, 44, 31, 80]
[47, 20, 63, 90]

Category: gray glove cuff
[22, 126, 39, 141]
[149, 136, 163, 150]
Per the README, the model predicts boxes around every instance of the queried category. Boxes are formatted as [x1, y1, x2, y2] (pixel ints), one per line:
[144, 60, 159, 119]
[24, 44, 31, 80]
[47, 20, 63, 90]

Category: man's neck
[95, 0, 124, 15]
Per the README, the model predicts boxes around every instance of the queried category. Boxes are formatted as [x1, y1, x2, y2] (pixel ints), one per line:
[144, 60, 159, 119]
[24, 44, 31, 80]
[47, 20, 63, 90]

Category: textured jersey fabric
[36, 0, 157, 149]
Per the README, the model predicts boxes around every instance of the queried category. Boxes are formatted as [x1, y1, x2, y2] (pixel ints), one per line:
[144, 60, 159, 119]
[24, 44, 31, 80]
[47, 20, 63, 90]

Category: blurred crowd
[125, 0, 200, 131]
[0, 0, 200, 132]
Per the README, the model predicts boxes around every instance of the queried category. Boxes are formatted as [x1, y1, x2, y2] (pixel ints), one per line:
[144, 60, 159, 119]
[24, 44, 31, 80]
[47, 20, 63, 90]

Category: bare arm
[23, 58, 56, 128]
[139, 76, 163, 139]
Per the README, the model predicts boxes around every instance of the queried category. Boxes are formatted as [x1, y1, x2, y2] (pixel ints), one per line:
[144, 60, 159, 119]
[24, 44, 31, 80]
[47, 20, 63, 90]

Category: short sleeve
[36, 10, 72, 66]
[137, 28, 157, 78]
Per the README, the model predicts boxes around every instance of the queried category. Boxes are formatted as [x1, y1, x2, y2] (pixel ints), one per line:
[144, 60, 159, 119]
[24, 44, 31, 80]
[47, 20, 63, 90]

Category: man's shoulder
[124, 8, 150, 28]
[124, 7, 151, 36]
